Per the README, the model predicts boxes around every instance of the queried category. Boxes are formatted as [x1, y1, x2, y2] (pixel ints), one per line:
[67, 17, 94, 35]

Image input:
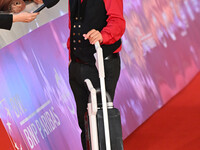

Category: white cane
[95, 42, 111, 150]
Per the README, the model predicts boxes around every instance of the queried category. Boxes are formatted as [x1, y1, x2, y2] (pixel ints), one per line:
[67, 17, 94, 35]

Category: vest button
[73, 33, 76, 36]
[78, 25, 81, 28]
[75, 17, 78, 20]
[74, 47, 76, 50]
[73, 40, 76, 43]
[78, 40, 81, 43]
[73, 25, 76, 28]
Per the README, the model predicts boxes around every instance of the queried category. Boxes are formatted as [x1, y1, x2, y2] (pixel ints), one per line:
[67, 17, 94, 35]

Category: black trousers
[69, 54, 121, 150]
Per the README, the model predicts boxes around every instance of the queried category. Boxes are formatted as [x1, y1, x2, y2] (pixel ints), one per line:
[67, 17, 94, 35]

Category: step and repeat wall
[1, 0, 200, 149]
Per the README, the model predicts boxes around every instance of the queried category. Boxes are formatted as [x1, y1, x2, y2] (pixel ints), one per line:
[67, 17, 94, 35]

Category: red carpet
[1, 73, 200, 150]
[124, 72, 200, 150]
[0, 120, 15, 150]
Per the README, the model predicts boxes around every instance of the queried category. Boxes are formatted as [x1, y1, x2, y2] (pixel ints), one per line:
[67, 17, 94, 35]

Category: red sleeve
[67, 1, 71, 60]
[101, 0, 126, 45]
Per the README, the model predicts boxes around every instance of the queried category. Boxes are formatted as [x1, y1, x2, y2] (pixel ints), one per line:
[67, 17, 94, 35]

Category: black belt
[75, 53, 119, 64]
[104, 53, 119, 61]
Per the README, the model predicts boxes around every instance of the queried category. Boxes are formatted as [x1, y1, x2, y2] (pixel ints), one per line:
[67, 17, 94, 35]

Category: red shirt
[67, 0, 125, 60]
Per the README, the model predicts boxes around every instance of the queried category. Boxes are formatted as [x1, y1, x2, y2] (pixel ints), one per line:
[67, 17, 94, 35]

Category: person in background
[67, 0, 126, 149]
[0, 0, 44, 30]
[0, 12, 39, 30]
[0, 0, 44, 13]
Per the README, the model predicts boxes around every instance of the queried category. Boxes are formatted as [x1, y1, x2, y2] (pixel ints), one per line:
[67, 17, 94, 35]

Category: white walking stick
[94, 42, 111, 150]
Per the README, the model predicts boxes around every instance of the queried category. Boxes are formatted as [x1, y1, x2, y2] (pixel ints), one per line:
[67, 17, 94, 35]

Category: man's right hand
[68, 60, 71, 67]
[13, 12, 39, 23]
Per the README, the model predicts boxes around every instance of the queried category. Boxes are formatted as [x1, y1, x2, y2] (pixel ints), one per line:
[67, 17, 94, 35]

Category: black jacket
[0, 14, 13, 30]
[69, 0, 121, 63]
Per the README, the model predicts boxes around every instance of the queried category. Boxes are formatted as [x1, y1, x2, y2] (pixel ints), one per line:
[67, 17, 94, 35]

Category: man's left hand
[83, 29, 103, 45]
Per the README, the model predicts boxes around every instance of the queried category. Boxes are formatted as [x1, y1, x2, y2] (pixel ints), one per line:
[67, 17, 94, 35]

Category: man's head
[0, 0, 26, 13]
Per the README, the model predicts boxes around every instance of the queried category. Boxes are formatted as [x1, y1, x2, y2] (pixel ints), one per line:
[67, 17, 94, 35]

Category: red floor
[124, 72, 200, 150]
[0, 120, 15, 150]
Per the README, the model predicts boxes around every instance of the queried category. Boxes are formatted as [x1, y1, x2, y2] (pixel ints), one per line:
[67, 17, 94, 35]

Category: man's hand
[83, 29, 103, 45]
[68, 60, 71, 67]
[13, 12, 39, 23]
[33, 0, 44, 4]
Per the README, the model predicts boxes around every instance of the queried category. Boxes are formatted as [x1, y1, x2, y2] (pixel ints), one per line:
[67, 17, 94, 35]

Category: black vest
[69, 0, 121, 63]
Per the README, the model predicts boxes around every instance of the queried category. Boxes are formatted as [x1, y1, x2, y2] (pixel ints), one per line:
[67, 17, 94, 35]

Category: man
[0, 12, 39, 30]
[67, 0, 125, 149]
[0, 0, 43, 13]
